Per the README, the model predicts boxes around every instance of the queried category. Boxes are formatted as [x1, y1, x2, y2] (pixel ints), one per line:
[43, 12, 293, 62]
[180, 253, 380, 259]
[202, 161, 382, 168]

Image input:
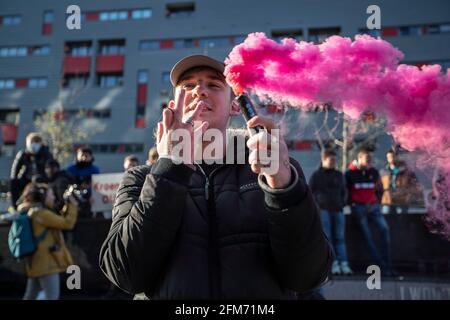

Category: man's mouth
[186, 100, 213, 113]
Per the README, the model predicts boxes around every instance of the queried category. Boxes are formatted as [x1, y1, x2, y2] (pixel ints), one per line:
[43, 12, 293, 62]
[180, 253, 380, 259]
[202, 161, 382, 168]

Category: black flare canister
[235, 94, 264, 134]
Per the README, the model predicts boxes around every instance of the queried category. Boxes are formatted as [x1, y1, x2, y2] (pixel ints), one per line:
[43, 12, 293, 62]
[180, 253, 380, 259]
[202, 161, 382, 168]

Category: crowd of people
[2, 132, 159, 300]
[310, 147, 424, 277]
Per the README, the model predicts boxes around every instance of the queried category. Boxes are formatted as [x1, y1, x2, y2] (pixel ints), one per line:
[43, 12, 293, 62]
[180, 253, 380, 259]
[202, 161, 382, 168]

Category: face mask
[76, 160, 92, 168]
[28, 143, 41, 154]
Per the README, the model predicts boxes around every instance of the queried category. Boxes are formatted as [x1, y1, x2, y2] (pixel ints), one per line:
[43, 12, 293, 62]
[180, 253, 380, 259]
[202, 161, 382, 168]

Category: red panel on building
[96, 55, 125, 73]
[15, 79, 28, 88]
[42, 23, 52, 35]
[63, 56, 91, 74]
[1, 123, 18, 144]
[160, 40, 174, 49]
[294, 140, 313, 150]
[128, 11, 133, 19]
[137, 84, 147, 106]
[86, 12, 99, 21]
[135, 117, 146, 128]
[382, 27, 398, 37]
[228, 37, 235, 45]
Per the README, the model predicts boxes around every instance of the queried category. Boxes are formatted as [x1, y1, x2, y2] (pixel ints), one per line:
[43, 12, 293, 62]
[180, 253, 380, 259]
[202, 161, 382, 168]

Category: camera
[63, 184, 89, 204]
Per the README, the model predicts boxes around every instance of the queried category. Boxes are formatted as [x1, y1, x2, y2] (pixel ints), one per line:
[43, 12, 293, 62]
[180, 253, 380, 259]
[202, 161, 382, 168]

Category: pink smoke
[225, 32, 450, 237]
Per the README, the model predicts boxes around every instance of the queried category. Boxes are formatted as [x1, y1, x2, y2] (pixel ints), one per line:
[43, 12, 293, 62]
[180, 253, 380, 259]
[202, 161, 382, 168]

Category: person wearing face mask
[10, 132, 54, 209]
[66, 147, 100, 218]
[18, 182, 78, 300]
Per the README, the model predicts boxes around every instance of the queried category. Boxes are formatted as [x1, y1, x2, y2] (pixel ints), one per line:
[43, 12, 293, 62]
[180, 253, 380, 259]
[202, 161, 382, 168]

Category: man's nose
[192, 83, 208, 98]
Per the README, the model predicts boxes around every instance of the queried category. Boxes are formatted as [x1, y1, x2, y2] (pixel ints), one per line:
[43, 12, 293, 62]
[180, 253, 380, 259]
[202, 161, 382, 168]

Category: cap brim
[170, 55, 225, 86]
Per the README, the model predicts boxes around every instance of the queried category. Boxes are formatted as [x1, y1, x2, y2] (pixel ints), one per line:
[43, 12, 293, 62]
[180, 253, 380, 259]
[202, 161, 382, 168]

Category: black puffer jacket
[99, 156, 331, 299]
[309, 167, 347, 212]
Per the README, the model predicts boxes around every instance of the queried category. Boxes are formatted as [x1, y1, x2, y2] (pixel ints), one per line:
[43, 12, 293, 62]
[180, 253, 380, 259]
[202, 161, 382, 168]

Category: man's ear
[230, 100, 241, 116]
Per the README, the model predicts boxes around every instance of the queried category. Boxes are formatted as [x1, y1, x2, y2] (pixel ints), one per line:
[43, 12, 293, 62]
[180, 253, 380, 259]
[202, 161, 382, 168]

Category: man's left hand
[246, 116, 292, 189]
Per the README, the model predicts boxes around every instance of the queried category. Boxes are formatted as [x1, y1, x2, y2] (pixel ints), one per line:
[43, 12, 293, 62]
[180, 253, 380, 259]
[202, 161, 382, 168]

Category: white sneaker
[340, 261, 354, 275]
[331, 261, 341, 275]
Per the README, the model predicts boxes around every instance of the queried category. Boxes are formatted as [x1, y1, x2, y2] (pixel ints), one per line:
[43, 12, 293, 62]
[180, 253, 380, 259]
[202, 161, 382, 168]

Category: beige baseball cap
[170, 54, 225, 86]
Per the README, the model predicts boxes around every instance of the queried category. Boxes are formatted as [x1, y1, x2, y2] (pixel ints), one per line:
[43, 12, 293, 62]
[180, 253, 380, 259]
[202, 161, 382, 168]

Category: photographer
[18, 182, 78, 300]
[66, 147, 100, 218]
[45, 159, 75, 212]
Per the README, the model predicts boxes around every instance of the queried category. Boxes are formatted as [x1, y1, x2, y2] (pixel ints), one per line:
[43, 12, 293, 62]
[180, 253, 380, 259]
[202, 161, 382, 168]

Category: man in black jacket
[99, 55, 331, 299]
[10, 132, 53, 208]
[309, 149, 353, 276]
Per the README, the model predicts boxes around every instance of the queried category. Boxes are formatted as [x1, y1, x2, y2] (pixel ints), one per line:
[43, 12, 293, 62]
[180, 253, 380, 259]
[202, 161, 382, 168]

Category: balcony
[63, 56, 91, 74]
[96, 55, 124, 73]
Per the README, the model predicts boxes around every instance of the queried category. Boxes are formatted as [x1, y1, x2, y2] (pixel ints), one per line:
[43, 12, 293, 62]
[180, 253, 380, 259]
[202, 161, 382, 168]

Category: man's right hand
[156, 88, 209, 165]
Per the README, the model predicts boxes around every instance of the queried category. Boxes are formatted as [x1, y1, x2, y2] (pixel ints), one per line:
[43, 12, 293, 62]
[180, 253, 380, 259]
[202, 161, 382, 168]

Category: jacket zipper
[195, 163, 224, 299]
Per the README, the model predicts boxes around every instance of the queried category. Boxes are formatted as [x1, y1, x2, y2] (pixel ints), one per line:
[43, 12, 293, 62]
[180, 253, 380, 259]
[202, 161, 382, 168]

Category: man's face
[45, 166, 58, 179]
[77, 151, 92, 162]
[358, 153, 371, 167]
[386, 152, 395, 165]
[176, 69, 234, 131]
[124, 159, 138, 171]
[322, 156, 336, 169]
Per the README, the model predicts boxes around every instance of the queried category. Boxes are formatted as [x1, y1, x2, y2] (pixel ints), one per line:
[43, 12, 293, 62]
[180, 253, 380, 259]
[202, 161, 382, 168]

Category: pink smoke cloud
[225, 32, 450, 237]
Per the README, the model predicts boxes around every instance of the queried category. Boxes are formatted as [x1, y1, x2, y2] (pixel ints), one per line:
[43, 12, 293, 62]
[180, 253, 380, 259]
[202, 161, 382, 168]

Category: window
[5, 79, 14, 89]
[132, 9, 152, 19]
[166, 2, 195, 18]
[28, 77, 48, 88]
[439, 24, 450, 33]
[99, 40, 125, 55]
[235, 36, 246, 44]
[32, 45, 50, 56]
[409, 26, 423, 36]
[99, 12, 109, 21]
[137, 70, 148, 84]
[0, 46, 29, 57]
[43, 11, 54, 23]
[271, 29, 303, 42]
[65, 41, 92, 56]
[161, 72, 171, 84]
[199, 37, 229, 48]
[84, 143, 144, 154]
[17, 47, 27, 56]
[118, 11, 128, 20]
[308, 27, 341, 43]
[0, 79, 15, 89]
[8, 47, 17, 56]
[98, 74, 123, 88]
[139, 40, 160, 50]
[427, 25, 440, 34]
[63, 75, 89, 88]
[99, 10, 131, 21]
[3, 15, 21, 25]
[109, 12, 118, 21]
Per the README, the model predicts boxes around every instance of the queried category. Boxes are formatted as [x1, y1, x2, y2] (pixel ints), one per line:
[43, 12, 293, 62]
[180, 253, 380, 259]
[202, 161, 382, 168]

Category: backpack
[8, 210, 48, 259]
